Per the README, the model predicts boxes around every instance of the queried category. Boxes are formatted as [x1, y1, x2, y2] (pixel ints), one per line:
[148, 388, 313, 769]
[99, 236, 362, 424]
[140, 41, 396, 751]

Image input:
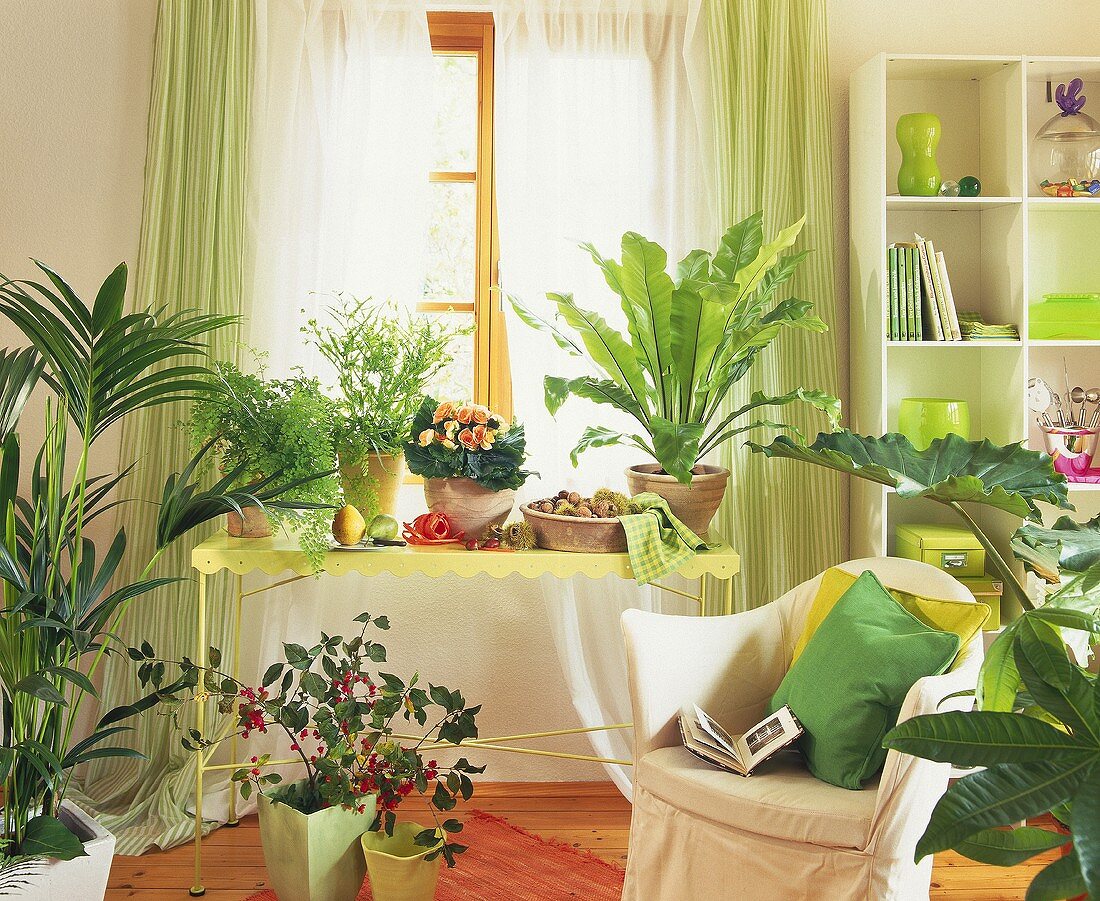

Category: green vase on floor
[361, 822, 443, 901]
[897, 112, 942, 196]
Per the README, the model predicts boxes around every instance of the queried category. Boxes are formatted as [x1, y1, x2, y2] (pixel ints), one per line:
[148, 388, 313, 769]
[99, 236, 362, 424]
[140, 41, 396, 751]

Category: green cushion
[768, 570, 961, 790]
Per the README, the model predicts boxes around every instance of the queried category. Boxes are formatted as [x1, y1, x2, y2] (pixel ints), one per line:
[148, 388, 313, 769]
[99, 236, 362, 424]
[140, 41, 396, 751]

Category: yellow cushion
[791, 567, 990, 663]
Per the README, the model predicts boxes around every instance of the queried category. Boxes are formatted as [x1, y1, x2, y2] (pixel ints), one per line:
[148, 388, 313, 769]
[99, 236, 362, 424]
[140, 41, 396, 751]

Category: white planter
[10, 801, 115, 901]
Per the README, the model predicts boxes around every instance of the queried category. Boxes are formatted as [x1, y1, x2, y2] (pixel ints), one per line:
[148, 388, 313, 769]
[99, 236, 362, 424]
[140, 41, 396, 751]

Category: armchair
[621, 557, 984, 901]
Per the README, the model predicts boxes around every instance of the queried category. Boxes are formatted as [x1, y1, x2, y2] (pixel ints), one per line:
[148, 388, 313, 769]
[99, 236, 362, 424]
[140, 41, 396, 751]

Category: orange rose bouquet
[405, 396, 532, 491]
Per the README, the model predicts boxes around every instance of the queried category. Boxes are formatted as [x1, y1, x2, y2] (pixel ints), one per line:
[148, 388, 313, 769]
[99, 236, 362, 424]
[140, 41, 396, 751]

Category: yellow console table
[187, 530, 740, 895]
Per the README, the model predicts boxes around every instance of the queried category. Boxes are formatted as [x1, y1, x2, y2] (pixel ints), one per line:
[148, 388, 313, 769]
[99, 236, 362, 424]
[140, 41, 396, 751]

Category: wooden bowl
[521, 504, 627, 553]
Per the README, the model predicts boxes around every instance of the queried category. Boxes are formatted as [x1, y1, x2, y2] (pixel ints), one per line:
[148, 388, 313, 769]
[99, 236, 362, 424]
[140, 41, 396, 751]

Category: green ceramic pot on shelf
[896, 112, 942, 196]
[897, 397, 970, 450]
[361, 822, 443, 901]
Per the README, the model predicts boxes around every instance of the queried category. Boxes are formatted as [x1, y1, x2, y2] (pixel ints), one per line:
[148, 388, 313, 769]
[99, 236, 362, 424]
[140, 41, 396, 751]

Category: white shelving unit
[849, 54, 1100, 617]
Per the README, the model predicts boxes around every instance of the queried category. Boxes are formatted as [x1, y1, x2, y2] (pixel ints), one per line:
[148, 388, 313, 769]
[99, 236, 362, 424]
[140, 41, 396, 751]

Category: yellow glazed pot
[361, 822, 443, 901]
[339, 451, 406, 520]
[257, 783, 376, 901]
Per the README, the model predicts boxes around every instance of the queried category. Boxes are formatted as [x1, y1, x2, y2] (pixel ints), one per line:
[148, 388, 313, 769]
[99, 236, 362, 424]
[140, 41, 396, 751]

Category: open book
[679, 704, 803, 776]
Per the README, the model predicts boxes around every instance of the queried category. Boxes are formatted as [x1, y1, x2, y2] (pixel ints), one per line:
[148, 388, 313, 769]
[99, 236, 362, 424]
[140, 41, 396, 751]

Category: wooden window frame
[425, 12, 510, 418]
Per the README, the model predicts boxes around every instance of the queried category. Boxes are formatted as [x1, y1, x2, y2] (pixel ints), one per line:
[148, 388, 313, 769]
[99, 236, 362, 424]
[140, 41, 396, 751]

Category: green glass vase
[896, 112, 942, 196]
[897, 397, 970, 450]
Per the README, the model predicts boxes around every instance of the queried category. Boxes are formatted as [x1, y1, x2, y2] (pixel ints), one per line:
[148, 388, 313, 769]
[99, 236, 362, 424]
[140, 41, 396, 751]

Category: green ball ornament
[958, 175, 982, 197]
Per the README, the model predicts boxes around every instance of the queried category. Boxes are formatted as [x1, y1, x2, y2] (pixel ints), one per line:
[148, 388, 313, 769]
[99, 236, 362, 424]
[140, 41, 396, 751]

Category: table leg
[226, 574, 243, 828]
[698, 575, 708, 616]
[190, 573, 207, 897]
[723, 575, 734, 616]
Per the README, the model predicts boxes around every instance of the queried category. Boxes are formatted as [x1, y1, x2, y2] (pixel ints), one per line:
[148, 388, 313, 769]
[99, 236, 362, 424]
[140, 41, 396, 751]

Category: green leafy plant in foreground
[0, 262, 321, 872]
[136, 610, 484, 867]
[509, 212, 840, 483]
[752, 428, 1100, 898]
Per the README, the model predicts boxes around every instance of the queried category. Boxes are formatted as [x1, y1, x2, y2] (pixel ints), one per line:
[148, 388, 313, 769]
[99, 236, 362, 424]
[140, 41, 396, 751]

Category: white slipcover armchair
[621, 557, 984, 901]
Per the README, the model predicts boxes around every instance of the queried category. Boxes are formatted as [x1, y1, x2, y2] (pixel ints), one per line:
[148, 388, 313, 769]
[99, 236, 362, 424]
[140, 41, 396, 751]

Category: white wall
[7, 0, 1099, 787]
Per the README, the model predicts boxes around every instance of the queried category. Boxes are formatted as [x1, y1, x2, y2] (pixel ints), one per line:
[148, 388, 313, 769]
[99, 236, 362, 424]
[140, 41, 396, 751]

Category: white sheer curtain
[491, 0, 717, 794]
[225, 0, 435, 813]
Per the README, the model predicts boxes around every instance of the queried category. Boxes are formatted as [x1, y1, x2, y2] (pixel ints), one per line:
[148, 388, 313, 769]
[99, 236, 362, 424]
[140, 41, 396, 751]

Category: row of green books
[886, 234, 963, 341]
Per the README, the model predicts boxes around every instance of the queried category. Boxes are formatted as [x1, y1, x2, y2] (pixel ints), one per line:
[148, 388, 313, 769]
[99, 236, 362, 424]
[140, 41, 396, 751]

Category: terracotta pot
[423, 477, 514, 540]
[521, 505, 627, 553]
[258, 781, 377, 901]
[625, 463, 729, 536]
[339, 451, 405, 520]
[226, 505, 272, 538]
[361, 822, 442, 901]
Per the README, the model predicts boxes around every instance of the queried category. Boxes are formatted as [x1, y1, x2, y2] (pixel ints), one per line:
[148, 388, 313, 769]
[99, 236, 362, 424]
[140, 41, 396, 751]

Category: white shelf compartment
[886, 196, 1022, 212]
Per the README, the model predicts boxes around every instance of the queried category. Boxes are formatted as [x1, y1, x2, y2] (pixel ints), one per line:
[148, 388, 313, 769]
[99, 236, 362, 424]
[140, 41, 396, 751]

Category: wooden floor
[105, 782, 1061, 900]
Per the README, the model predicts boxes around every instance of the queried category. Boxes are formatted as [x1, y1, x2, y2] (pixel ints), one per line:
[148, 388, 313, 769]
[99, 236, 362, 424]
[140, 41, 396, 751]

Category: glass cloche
[1032, 78, 1100, 196]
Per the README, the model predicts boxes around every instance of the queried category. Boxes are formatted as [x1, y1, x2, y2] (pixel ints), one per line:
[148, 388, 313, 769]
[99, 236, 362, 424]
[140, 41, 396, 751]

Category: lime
[367, 514, 400, 541]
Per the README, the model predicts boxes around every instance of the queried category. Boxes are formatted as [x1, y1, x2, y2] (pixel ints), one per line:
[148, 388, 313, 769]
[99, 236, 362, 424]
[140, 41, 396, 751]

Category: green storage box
[1029, 293, 1100, 340]
[895, 524, 985, 578]
[957, 575, 1002, 631]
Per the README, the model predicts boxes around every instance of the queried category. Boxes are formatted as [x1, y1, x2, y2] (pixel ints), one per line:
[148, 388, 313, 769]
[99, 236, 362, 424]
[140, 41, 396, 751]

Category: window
[423, 12, 509, 417]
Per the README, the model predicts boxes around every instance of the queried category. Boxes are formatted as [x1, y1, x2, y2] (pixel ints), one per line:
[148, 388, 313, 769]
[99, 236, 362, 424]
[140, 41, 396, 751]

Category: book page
[735, 706, 802, 771]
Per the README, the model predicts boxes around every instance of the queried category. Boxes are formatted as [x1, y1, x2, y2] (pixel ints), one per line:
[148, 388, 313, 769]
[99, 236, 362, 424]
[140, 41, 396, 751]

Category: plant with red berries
[133, 611, 484, 866]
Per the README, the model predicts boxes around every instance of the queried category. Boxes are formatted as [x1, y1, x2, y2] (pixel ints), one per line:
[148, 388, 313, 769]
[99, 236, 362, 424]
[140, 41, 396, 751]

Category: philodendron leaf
[1014, 514, 1100, 581]
[954, 826, 1069, 867]
[1026, 848, 1087, 901]
[21, 815, 87, 861]
[748, 431, 1070, 521]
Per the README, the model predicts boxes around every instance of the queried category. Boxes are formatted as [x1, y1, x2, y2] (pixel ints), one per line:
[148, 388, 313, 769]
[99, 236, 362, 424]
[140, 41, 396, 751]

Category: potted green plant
[0, 262, 320, 899]
[302, 295, 470, 520]
[752, 429, 1100, 897]
[405, 397, 533, 540]
[509, 212, 839, 535]
[137, 609, 483, 901]
[188, 358, 342, 569]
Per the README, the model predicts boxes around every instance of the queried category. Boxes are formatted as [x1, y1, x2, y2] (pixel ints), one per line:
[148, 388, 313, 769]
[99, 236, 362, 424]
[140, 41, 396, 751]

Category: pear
[332, 504, 367, 546]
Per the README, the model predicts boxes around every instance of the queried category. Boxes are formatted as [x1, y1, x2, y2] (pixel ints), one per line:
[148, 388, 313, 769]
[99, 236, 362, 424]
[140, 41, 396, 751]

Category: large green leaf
[618, 233, 674, 413]
[1076, 761, 1100, 898]
[1014, 617, 1099, 743]
[649, 418, 705, 484]
[20, 815, 87, 861]
[749, 431, 1070, 521]
[916, 759, 1095, 859]
[550, 293, 653, 413]
[1026, 849, 1087, 901]
[884, 711, 1088, 767]
[543, 375, 647, 426]
[700, 388, 840, 458]
[1015, 515, 1100, 581]
[668, 285, 726, 420]
[568, 425, 653, 467]
[730, 216, 805, 304]
[955, 826, 1070, 867]
[711, 212, 763, 283]
[979, 621, 1021, 711]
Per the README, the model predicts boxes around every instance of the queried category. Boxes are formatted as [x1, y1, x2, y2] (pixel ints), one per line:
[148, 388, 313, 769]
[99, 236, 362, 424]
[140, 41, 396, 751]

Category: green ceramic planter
[361, 822, 443, 901]
[257, 782, 377, 901]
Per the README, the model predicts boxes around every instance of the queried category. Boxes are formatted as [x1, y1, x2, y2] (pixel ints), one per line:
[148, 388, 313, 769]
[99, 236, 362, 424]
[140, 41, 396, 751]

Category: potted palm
[405, 397, 533, 540]
[752, 429, 1100, 897]
[0, 262, 321, 899]
[302, 295, 470, 520]
[509, 212, 839, 534]
[188, 358, 342, 570]
[138, 609, 483, 901]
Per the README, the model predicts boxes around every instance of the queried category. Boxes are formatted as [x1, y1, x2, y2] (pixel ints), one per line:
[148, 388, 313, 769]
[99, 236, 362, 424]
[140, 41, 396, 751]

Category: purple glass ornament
[1056, 78, 1087, 117]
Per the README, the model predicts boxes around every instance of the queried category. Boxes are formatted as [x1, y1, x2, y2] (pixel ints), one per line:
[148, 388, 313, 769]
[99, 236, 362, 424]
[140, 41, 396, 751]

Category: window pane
[432, 54, 477, 171]
[423, 182, 475, 302]
[422, 312, 474, 402]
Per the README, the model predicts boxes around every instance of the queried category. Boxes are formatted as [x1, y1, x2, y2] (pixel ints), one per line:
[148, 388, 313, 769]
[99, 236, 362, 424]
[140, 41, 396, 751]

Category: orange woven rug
[245, 810, 625, 900]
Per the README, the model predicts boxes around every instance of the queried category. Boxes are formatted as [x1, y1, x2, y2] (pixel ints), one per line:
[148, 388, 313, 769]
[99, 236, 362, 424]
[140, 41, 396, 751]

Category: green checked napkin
[618, 492, 713, 584]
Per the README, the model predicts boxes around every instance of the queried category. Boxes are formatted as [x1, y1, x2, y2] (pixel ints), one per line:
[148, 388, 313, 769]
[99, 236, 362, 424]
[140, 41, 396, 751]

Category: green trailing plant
[301, 295, 471, 458]
[405, 398, 532, 491]
[188, 358, 342, 569]
[0, 262, 321, 873]
[508, 213, 840, 483]
[134, 610, 484, 867]
[752, 428, 1100, 897]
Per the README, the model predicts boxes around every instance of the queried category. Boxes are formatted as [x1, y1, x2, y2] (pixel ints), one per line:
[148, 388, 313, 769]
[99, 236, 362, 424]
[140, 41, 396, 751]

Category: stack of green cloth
[957, 311, 1019, 341]
[618, 492, 713, 584]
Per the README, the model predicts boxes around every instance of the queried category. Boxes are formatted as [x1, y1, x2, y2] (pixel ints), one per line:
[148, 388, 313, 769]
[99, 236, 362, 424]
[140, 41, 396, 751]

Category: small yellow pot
[361, 822, 443, 901]
[339, 451, 406, 520]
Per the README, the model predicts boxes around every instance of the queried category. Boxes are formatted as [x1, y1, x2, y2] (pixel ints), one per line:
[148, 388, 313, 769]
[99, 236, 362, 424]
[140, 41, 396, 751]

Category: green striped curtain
[75, 0, 253, 855]
[707, 0, 843, 610]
